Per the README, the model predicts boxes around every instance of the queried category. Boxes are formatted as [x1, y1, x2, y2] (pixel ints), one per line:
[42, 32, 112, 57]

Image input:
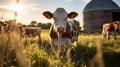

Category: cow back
[25, 27, 41, 37]
[103, 21, 119, 32]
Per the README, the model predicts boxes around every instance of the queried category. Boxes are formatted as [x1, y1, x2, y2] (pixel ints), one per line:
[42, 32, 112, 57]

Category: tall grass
[0, 29, 120, 67]
[0, 33, 17, 67]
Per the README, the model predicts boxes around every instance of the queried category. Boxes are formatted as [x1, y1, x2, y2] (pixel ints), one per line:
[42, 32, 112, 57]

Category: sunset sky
[0, 0, 120, 24]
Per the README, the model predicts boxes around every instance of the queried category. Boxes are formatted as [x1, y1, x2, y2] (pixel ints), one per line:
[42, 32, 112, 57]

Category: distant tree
[37, 22, 42, 27]
[4, 20, 13, 24]
[40, 23, 52, 29]
[46, 23, 52, 29]
[26, 21, 52, 29]
[74, 20, 80, 27]
[17, 22, 22, 25]
[4, 21, 9, 24]
[74, 20, 82, 31]
[30, 21, 37, 26]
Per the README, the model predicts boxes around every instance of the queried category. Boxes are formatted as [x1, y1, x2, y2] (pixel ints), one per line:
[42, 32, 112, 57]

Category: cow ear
[68, 12, 78, 19]
[43, 11, 53, 19]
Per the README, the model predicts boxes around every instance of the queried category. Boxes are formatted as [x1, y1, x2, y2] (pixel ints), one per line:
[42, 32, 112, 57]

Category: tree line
[1, 20, 80, 29]
[27, 21, 52, 29]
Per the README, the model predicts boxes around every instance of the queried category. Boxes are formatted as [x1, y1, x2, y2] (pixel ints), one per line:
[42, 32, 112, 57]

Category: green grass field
[0, 29, 120, 67]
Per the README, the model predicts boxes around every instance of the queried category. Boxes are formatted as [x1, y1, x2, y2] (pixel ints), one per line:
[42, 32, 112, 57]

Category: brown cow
[18, 25, 26, 37]
[0, 20, 17, 34]
[43, 8, 79, 62]
[25, 27, 41, 37]
[102, 21, 120, 40]
[0, 21, 9, 33]
[19, 25, 42, 44]
[0, 24, 4, 34]
[0, 21, 4, 33]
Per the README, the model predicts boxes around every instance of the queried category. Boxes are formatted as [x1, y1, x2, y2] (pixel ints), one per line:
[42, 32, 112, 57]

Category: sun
[8, 5, 24, 12]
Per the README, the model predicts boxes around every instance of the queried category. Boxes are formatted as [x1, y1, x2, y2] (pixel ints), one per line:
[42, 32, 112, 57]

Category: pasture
[0, 29, 120, 67]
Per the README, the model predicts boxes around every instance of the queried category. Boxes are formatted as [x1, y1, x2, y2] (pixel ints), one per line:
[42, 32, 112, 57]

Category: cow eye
[54, 17, 58, 21]
[64, 18, 67, 21]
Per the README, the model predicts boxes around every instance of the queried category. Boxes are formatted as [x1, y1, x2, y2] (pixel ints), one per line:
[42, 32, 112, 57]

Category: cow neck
[109, 22, 115, 31]
[50, 24, 58, 39]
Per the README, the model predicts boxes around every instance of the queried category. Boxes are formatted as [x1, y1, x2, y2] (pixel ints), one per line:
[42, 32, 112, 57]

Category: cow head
[43, 8, 78, 33]
[113, 21, 120, 32]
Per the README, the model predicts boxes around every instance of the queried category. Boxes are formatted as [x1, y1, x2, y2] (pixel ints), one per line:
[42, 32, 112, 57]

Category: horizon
[0, 0, 120, 25]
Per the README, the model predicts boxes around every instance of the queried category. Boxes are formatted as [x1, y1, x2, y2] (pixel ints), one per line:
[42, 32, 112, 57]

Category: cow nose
[57, 27, 64, 33]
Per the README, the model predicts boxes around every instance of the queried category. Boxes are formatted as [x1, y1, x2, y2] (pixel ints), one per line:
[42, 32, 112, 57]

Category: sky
[0, 0, 120, 25]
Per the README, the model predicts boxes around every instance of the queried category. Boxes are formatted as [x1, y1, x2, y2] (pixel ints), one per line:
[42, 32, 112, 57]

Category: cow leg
[102, 33, 106, 39]
[102, 30, 107, 39]
[71, 30, 78, 43]
[113, 32, 117, 40]
[66, 39, 71, 49]
[75, 31, 79, 44]
[66, 47, 71, 63]
[57, 38, 67, 60]
[66, 39, 71, 63]
[38, 34, 42, 45]
[50, 39, 56, 53]
[107, 31, 110, 40]
[50, 39, 59, 58]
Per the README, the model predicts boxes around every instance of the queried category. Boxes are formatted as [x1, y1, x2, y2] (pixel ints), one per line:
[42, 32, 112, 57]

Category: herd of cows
[0, 8, 120, 57]
[0, 20, 42, 43]
[0, 20, 41, 37]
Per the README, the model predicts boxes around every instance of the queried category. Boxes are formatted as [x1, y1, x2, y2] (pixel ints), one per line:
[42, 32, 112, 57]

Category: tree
[37, 22, 42, 27]
[30, 21, 37, 26]
[17, 22, 22, 25]
[40, 23, 52, 29]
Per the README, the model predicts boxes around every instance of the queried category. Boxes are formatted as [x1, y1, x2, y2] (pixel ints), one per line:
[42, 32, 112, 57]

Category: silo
[82, 0, 120, 33]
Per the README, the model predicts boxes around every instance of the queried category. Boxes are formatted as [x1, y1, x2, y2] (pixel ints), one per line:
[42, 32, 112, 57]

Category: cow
[19, 25, 42, 44]
[0, 21, 5, 33]
[18, 25, 26, 37]
[43, 8, 79, 61]
[0, 20, 17, 34]
[0, 21, 10, 33]
[25, 27, 41, 37]
[0, 24, 4, 34]
[3, 23, 9, 33]
[102, 21, 120, 40]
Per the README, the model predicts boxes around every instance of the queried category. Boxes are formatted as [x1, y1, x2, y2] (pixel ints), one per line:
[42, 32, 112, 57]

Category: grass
[41, 29, 49, 40]
[0, 29, 120, 67]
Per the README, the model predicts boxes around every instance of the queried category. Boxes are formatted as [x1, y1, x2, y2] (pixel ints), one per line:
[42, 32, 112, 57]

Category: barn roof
[83, 0, 120, 12]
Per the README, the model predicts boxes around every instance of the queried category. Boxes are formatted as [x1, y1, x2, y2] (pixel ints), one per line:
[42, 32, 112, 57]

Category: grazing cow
[18, 25, 26, 37]
[25, 27, 41, 37]
[0, 21, 9, 33]
[0, 24, 4, 34]
[0, 21, 17, 34]
[19, 25, 42, 44]
[43, 8, 79, 60]
[102, 21, 120, 40]
[3, 23, 9, 33]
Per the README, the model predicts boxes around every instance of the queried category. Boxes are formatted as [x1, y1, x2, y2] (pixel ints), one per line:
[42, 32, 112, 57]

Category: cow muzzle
[57, 26, 64, 33]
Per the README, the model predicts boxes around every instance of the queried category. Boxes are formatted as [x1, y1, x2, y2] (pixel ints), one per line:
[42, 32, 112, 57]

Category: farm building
[82, 0, 120, 32]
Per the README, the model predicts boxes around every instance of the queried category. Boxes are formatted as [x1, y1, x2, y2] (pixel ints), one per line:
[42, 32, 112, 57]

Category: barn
[81, 0, 120, 32]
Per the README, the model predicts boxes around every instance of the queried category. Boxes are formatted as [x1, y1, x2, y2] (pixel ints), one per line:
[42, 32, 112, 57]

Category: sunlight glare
[8, 5, 24, 12]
